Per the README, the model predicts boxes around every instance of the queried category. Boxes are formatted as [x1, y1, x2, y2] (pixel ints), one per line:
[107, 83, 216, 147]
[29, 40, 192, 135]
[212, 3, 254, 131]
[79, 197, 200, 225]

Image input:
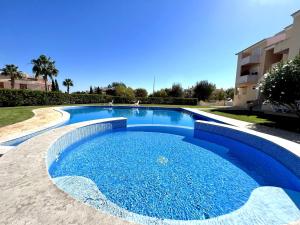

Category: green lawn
[0, 106, 40, 127]
[207, 108, 300, 133]
[0, 104, 211, 128]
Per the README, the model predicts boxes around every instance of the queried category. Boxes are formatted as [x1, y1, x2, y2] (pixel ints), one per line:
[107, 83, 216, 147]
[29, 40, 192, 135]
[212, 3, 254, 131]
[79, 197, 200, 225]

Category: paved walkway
[195, 109, 300, 144]
[0, 108, 64, 144]
[247, 124, 300, 144]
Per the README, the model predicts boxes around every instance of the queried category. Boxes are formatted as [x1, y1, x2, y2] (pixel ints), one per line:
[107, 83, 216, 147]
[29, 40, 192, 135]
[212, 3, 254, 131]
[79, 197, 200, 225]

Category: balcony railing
[237, 75, 258, 85]
[240, 55, 260, 66]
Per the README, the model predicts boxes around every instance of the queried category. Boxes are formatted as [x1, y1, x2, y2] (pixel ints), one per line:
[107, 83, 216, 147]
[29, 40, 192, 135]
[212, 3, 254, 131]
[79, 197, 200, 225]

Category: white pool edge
[45, 119, 300, 225]
[0, 107, 70, 146]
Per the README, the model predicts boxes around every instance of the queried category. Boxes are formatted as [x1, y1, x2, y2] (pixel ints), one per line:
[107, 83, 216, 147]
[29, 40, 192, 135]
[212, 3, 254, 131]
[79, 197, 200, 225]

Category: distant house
[0, 74, 52, 91]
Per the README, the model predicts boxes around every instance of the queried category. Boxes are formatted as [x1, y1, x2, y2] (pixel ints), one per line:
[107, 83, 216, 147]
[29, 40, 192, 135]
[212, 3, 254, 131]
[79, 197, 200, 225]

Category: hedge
[0, 89, 198, 107]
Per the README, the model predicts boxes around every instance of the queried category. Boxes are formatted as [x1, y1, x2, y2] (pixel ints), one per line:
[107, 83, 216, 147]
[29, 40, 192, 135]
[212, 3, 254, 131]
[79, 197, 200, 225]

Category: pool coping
[0, 105, 254, 148]
[47, 121, 300, 225]
[0, 107, 70, 146]
[61, 105, 251, 127]
[1, 117, 300, 224]
[182, 108, 252, 127]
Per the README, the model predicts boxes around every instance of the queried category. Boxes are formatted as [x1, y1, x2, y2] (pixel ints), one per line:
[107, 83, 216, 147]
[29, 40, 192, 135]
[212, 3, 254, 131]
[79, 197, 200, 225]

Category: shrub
[261, 55, 300, 117]
[134, 88, 148, 98]
[168, 83, 184, 97]
[193, 80, 216, 101]
[0, 89, 198, 106]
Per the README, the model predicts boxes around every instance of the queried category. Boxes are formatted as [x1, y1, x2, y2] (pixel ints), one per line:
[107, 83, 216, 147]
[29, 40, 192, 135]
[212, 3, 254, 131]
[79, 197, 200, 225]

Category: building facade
[0, 74, 52, 91]
[234, 10, 300, 108]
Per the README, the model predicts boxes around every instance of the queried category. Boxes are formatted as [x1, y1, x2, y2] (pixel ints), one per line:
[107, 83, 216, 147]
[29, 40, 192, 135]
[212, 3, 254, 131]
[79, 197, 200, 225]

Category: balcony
[240, 55, 260, 66]
[237, 75, 258, 85]
[274, 39, 289, 54]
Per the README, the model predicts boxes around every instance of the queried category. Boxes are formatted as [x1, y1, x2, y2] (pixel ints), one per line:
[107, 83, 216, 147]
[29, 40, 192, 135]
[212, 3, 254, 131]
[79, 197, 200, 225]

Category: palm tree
[63, 78, 73, 94]
[0, 64, 23, 89]
[31, 55, 59, 92]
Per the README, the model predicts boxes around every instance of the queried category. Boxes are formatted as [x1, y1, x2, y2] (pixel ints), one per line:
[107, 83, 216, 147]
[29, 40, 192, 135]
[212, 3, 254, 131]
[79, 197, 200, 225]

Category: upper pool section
[63, 106, 221, 127]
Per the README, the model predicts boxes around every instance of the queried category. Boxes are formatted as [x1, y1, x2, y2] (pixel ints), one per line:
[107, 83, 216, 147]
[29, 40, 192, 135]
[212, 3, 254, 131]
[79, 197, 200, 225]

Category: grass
[0, 106, 40, 127]
[206, 109, 271, 124]
[0, 104, 211, 128]
[208, 108, 300, 133]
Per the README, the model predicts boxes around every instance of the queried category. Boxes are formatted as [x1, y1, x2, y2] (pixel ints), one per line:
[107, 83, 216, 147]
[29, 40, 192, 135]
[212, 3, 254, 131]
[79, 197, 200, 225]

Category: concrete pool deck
[0, 118, 136, 225]
[0, 108, 63, 142]
[0, 118, 299, 224]
[0, 107, 69, 154]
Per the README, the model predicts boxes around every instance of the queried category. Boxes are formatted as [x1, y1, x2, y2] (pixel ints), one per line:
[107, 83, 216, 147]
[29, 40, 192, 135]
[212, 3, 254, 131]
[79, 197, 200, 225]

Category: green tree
[184, 88, 193, 98]
[210, 89, 225, 101]
[63, 78, 74, 94]
[108, 82, 126, 88]
[89, 86, 94, 94]
[0, 64, 23, 89]
[95, 86, 101, 94]
[193, 80, 216, 101]
[134, 88, 148, 98]
[225, 88, 234, 100]
[261, 55, 300, 117]
[55, 79, 60, 92]
[115, 85, 134, 98]
[51, 79, 56, 91]
[152, 89, 168, 97]
[31, 55, 59, 92]
[169, 83, 184, 97]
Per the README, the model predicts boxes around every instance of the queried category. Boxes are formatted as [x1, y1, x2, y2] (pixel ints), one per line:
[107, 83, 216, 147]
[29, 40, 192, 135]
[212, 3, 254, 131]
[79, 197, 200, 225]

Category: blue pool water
[64, 106, 218, 127]
[49, 126, 300, 220]
[2, 106, 212, 146]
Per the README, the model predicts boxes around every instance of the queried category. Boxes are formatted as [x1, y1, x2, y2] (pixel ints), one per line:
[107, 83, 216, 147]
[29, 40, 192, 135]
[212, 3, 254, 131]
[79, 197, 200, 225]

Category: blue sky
[0, 0, 299, 93]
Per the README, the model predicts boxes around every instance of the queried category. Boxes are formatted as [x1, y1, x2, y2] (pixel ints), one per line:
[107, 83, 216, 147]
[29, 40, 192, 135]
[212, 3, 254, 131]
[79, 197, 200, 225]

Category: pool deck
[185, 108, 300, 144]
[0, 118, 300, 225]
[0, 107, 69, 155]
[0, 118, 136, 225]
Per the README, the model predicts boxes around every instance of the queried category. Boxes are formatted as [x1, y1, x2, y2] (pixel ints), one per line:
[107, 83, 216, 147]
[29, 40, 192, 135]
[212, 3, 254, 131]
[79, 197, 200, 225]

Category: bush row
[0, 89, 198, 106]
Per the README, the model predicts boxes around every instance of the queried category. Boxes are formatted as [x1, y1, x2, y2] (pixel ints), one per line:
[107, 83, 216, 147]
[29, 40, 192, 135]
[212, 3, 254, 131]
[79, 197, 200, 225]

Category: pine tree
[55, 79, 60, 92]
[51, 79, 56, 91]
[89, 86, 93, 94]
[96, 86, 101, 94]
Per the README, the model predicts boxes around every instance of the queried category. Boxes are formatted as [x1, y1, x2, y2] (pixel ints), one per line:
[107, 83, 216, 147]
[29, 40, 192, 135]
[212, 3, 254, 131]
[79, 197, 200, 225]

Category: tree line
[1, 54, 234, 101]
[0, 55, 74, 94]
[85, 81, 234, 101]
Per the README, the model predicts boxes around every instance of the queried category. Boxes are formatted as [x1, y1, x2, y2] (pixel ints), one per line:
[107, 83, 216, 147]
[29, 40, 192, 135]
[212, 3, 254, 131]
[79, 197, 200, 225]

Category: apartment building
[0, 74, 52, 91]
[234, 10, 300, 108]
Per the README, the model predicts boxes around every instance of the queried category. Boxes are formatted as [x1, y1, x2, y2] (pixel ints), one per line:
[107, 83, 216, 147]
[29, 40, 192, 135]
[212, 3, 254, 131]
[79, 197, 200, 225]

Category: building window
[0, 82, 4, 89]
[20, 84, 27, 89]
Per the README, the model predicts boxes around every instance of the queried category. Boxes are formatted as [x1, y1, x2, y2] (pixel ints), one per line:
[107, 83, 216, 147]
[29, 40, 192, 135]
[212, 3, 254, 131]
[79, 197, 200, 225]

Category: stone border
[183, 108, 252, 127]
[0, 107, 70, 146]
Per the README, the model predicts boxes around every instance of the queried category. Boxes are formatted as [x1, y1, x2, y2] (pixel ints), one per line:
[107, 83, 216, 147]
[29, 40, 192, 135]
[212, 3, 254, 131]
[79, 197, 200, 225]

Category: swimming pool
[48, 121, 300, 223]
[64, 106, 221, 127]
[0, 106, 222, 146]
